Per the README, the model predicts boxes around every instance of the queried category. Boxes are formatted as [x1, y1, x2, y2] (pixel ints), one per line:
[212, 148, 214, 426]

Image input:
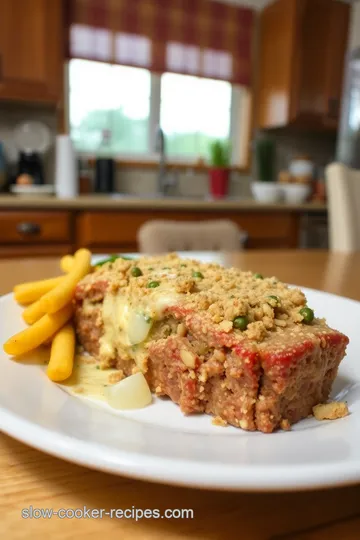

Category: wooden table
[1, 251, 360, 540]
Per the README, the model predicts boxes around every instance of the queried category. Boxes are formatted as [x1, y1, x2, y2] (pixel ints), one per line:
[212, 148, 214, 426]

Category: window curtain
[66, 0, 254, 86]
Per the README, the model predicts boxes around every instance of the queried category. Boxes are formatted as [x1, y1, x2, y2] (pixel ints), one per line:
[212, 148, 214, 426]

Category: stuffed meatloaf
[74, 254, 348, 433]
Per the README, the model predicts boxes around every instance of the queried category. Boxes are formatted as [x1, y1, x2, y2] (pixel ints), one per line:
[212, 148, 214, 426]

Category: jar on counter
[78, 158, 93, 194]
[289, 155, 315, 184]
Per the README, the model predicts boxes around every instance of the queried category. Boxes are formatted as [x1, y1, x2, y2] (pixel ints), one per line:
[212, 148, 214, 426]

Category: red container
[209, 168, 230, 198]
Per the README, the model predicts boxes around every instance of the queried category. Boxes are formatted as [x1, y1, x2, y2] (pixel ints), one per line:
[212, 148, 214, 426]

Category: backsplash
[254, 130, 337, 180]
[115, 168, 253, 198]
[0, 102, 337, 197]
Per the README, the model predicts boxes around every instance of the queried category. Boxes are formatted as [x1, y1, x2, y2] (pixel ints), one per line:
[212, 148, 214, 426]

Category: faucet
[154, 126, 178, 195]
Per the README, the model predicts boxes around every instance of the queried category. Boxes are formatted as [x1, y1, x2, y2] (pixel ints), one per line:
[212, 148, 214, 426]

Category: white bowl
[251, 182, 281, 203]
[280, 183, 311, 204]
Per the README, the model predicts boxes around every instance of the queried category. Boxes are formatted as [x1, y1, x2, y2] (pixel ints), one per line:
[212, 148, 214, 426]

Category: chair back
[326, 163, 360, 252]
[137, 219, 245, 253]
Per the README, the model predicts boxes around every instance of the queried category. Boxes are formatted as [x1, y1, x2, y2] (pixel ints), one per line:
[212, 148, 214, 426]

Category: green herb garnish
[267, 295, 281, 307]
[94, 254, 134, 267]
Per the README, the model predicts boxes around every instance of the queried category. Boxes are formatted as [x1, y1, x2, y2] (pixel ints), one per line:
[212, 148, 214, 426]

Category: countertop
[0, 194, 327, 211]
[1, 251, 359, 540]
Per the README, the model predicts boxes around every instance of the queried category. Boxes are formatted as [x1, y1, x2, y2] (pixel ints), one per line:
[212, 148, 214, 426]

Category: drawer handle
[17, 222, 41, 236]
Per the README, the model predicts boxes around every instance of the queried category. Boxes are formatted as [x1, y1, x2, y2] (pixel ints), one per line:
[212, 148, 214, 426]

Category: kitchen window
[69, 60, 151, 154]
[68, 59, 250, 167]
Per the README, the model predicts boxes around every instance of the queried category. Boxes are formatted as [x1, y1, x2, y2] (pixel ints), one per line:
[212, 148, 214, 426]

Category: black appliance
[94, 158, 115, 193]
[17, 151, 45, 185]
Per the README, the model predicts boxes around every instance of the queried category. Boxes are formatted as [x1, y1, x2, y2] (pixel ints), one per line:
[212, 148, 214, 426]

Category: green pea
[147, 281, 160, 288]
[254, 273, 263, 279]
[233, 315, 249, 331]
[144, 314, 152, 323]
[192, 270, 204, 279]
[299, 307, 314, 324]
[131, 266, 143, 277]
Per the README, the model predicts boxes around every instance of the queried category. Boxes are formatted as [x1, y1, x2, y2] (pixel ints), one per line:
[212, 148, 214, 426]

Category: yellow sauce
[61, 355, 119, 401]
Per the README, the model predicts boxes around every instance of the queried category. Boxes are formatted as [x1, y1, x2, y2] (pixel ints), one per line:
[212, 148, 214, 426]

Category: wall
[349, 1, 360, 50]
[258, 131, 337, 180]
[0, 102, 253, 198]
[115, 168, 252, 198]
[1, 0, 356, 197]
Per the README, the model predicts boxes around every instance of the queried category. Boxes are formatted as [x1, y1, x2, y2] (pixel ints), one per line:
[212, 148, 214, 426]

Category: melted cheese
[100, 285, 179, 369]
[62, 357, 119, 401]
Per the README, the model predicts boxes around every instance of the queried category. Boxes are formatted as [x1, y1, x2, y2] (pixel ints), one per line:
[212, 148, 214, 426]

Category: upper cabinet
[0, 0, 63, 104]
[257, 0, 350, 130]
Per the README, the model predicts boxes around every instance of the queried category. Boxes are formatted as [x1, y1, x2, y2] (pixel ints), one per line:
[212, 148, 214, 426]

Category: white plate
[11, 185, 55, 197]
[1, 281, 360, 491]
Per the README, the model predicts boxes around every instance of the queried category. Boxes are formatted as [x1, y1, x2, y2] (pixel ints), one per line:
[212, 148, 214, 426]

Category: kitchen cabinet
[76, 210, 301, 251]
[0, 201, 327, 257]
[0, 211, 73, 257]
[257, 0, 350, 130]
[0, 0, 63, 103]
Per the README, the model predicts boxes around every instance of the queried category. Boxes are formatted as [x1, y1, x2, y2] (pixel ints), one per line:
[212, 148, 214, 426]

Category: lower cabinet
[0, 211, 73, 257]
[0, 207, 306, 256]
[75, 210, 301, 251]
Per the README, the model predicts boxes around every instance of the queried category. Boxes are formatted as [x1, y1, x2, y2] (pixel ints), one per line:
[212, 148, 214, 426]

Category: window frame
[65, 61, 252, 170]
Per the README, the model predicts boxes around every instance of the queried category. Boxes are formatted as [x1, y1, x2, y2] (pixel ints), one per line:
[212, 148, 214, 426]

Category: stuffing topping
[81, 253, 317, 344]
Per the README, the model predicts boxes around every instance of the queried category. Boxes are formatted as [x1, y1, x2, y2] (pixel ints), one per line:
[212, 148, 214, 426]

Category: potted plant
[208, 140, 231, 199]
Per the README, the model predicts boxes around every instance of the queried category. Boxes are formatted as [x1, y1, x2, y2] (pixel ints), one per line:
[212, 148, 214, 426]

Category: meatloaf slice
[73, 254, 349, 433]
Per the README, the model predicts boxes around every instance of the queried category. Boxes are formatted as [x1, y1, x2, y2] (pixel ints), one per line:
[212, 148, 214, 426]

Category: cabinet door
[296, 0, 349, 128]
[0, 0, 63, 103]
[257, 0, 349, 130]
[257, 0, 299, 128]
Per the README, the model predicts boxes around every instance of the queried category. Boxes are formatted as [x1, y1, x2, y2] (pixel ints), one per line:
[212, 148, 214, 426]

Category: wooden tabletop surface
[1, 251, 360, 540]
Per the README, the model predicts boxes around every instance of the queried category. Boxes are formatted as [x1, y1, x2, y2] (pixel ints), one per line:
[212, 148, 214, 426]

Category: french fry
[39, 248, 91, 314]
[60, 255, 74, 273]
[22, 299, 45, 325]
[3, 304, 73, 357]
[47, 324, 75, 382]
[14, 276, 64, 305]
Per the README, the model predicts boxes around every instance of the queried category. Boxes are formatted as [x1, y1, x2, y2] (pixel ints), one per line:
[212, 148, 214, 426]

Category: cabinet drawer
[0, 212, 72, 244]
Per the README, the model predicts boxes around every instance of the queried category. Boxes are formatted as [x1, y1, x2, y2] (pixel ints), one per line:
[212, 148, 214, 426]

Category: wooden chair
[326, 163, 360, 252]
[137, 219, 246, 253]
